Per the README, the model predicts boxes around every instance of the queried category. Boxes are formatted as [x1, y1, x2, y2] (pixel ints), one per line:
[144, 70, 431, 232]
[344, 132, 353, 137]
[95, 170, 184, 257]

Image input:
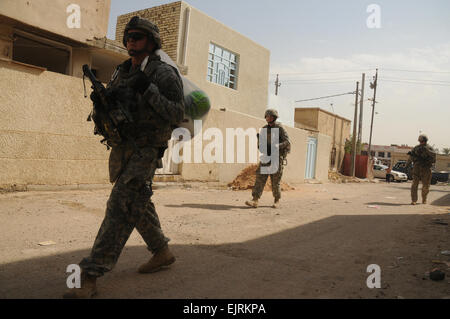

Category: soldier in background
[405, 134, 436, 205]
[246, 109, 291, 209]
[64, 16, 184, 298]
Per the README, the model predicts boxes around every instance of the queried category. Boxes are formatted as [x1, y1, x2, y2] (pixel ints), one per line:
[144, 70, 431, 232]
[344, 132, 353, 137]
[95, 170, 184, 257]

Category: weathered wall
[180, 109, 330, 184]
[0, 24, 13, 60]
[0, 0, 111, 43]
[115, 2, 182, 63]
[315, 133, 332, 181]
[295, 108, 319, 130]
[0, 60, 109, 187]
[181, 4, 270, 119]
[295, 108, 350, 171]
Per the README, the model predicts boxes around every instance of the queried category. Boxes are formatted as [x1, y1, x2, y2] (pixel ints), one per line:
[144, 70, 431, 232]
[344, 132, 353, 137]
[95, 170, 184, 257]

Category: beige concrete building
[0, 0, 332, 189]
[294, 108, 351, 171]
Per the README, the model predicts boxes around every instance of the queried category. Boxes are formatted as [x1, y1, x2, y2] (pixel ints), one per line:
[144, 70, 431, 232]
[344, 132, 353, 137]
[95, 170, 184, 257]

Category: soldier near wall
[405, 134, 436, 205]
[64, 16, 184, 298]
[245, 109, 291, 209]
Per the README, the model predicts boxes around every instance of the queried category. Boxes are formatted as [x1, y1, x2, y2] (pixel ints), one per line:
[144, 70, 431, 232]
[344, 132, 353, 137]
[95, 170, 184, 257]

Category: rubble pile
[228, 164, 295, 191]
[328, 170, 363, 184]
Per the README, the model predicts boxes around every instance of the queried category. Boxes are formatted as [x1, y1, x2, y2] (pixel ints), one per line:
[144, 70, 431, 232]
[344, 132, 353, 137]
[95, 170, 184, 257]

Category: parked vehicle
[373, 164, 408, 182]
[393, 161, 449, 185]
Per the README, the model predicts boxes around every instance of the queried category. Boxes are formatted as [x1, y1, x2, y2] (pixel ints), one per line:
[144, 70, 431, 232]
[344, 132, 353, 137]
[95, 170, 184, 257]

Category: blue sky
[107, 0, 450, 149]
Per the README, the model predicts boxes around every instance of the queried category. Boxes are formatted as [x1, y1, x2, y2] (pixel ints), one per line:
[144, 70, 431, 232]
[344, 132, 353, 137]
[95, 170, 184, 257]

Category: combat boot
[272, 200, 280, 209]
[138, 245, 176, 274]
[245, 199, 258, 208]
[62, 272, 97, 299]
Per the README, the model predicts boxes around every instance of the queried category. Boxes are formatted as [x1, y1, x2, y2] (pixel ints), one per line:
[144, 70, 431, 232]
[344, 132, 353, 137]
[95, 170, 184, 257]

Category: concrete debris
[328, 171, 371, 184]
[228, 164, 295, 191]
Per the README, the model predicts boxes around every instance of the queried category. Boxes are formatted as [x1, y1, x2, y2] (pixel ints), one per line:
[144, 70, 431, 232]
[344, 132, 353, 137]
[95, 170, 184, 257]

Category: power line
[382, 77, 450, 84]
[295, 91, 355, 103]
[275, 77, 359, 82]
[380, 79, 450, 86]
[269, 69, 374, 76]
[380, 68, 450, 74]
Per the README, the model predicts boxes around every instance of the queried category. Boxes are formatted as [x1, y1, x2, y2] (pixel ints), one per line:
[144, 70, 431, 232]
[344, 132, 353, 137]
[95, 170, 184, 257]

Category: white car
[373, 164, 408, 182]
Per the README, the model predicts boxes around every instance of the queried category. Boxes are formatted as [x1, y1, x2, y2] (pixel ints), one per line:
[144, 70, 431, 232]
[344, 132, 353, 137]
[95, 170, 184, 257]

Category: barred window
[207, 43, 238, 90]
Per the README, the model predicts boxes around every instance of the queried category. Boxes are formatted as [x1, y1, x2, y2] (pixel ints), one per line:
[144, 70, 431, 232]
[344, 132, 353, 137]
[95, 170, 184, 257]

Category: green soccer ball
[184, 90, 211, 120]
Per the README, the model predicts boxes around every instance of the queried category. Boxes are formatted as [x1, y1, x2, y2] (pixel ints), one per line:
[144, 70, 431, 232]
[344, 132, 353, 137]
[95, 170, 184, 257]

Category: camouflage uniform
[252, 122, 291, 202]
[406, 143, 436, 203]
[80, 53, 184, 277]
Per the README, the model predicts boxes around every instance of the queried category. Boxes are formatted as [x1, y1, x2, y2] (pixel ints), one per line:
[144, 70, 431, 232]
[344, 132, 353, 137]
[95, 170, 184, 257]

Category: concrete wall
[0, 60, 331, 187]
[0, 60, 109, 187]
[0, 24, 13, 60]
[181, 2, 270, 119]
[180, 109, 330, 185]
[295, 108, 350, 171]
[0, 0, 111, 44]
[295, 108, 318, 130]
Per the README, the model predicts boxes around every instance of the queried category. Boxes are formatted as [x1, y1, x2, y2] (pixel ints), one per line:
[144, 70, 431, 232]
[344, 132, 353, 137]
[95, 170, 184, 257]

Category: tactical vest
[107, 55, 179, 148]
[411, 145, 435, 168]
[262, 123, 290, 158]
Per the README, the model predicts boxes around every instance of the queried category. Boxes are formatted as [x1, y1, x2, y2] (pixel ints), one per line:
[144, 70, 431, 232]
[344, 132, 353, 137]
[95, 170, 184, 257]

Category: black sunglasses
[126, 32, 147, 42]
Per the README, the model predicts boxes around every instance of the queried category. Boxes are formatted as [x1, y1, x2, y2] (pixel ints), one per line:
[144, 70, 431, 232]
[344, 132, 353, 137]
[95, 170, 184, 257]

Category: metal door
[305, 137, 317, 179]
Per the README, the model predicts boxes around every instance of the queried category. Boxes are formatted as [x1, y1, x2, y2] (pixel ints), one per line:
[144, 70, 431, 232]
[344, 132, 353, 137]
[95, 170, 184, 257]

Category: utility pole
[357, 73, 365, 149]
[275, 74, 281, 96]
[368, 69, 378, 159]
[351, 81, 359, 177]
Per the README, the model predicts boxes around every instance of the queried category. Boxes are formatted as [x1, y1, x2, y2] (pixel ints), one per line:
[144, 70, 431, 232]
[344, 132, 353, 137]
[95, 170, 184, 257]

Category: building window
[378, 152, 385, 158]
[371, 151, 375, 157]
[13, 33, 70, 75]
[387, 152, 391, 158]
[207, 43, 238, 89]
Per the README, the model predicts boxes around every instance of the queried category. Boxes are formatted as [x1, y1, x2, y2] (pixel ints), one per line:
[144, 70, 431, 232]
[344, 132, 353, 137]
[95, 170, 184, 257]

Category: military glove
[128, 71, 151, 94]
[90, 90, 101, 105]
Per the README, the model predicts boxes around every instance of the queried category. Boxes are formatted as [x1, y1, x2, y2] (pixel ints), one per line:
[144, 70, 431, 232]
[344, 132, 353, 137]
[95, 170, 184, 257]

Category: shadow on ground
[431, 194, 450, 206]
[1, 212, 449, 299]
[165, 203, 245, 211]
[365, 202, 410, 207]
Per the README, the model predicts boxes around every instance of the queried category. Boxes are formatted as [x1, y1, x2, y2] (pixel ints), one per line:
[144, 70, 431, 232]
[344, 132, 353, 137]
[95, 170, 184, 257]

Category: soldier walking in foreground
[64, 16, 184, 298]
[245, 109, 291, 209]
[405, 134, 436, 205]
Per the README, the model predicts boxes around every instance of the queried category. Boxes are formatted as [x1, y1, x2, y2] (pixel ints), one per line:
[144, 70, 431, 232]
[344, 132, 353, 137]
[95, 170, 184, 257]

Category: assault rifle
[82, 64, 141, 156]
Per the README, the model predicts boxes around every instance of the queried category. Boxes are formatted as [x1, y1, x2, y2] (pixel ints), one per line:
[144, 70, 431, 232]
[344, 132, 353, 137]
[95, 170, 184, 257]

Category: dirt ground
[0, 180, 449, 299]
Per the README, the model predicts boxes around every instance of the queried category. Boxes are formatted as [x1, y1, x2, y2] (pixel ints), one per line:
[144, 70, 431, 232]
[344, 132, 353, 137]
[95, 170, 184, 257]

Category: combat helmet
[418, 134, 428, 143]
[265, 109, 279, 120]
[122, 16, 162, 51]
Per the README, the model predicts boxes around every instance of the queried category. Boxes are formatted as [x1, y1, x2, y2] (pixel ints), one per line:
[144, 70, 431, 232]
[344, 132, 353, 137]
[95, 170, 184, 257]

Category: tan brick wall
[115, 1, 182, 62]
